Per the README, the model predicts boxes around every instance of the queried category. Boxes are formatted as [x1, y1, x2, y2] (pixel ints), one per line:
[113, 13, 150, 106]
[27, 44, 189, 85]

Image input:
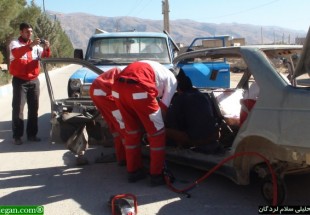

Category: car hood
[72, 65, 128, 83]
[72, 63, 173, 84]
[293, 27, 310, 78]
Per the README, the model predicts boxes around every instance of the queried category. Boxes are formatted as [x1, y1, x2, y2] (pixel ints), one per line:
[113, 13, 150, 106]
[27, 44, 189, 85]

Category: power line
[134, 0, 153, 18]
[205, 0, 280, 20]
[125, 0, 146, 17]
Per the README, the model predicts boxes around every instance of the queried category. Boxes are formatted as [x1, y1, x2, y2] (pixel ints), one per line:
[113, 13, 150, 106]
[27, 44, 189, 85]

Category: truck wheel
[261, 178, 286, 205]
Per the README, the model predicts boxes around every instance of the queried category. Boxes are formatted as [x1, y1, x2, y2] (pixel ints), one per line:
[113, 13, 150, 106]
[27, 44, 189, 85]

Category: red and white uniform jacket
[91, 68, 121, 101]
[9, 37, 51, 80]
[116, 60, 177, 111]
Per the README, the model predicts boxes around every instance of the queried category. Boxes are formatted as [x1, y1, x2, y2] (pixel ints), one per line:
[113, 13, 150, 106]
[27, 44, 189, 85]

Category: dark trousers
[12, 77, 40, 139]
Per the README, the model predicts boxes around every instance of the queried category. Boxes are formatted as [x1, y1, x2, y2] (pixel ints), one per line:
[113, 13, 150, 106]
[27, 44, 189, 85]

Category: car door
[41, 58, 113, 150]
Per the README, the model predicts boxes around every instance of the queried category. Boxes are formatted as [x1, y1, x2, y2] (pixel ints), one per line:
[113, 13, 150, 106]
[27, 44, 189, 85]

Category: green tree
[34, 14, 74, 57]
[34, 13, 58, 55]
[0, 0, 26, 64]
[0, 0, 74, 86]
[58, 30, 74, 58]
[1, 0, 73, 63]
[13, 0, 41, 31]
[0, 0, 26, 41]
[51, 21, 74, 57]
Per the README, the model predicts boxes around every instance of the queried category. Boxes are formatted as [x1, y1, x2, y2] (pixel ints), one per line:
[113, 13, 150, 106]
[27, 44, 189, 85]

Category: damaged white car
[165, 41, 309, 204]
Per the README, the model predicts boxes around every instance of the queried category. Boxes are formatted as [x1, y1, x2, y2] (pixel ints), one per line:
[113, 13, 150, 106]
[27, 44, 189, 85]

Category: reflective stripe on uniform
[148, 129, 165, 151]
[126, 129, 143, 135]
[148, 128, 165, 137]
[93, 89, 107, 96]
[149, 109, 164, 131]
[112, 109, 125, 129]
[112, 132, 120, 138]
[150, 146, 165, 151]
[132, 92, 147, 100]
[125, 144, 141, 149]
[112, 91, 119, 98]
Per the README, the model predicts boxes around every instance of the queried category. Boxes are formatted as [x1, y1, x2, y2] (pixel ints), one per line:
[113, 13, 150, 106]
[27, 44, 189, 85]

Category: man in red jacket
[9, 22, 51, 145]
[112, 60, 177, 186]
[89, 67, 126, 166]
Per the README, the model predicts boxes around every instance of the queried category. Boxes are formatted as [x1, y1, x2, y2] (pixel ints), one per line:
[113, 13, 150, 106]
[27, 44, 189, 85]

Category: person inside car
[165, 69, 221, 154]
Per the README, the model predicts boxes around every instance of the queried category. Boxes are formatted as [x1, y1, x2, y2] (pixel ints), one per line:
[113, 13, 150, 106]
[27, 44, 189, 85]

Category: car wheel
[261, 177, 286, 205]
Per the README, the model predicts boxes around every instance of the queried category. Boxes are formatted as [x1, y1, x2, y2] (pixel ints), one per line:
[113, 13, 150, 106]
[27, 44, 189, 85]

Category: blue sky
[28, 0, 309, 32]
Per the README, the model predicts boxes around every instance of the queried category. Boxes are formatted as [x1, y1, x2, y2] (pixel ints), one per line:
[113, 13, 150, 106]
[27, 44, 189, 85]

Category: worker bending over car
[165, 69, 221, 154]
[89, 67, 126, 166]
[112, 60, 177, 186]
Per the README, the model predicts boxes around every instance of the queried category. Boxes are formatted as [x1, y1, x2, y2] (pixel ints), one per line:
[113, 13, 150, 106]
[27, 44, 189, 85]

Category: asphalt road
[1, 66, 310, 215]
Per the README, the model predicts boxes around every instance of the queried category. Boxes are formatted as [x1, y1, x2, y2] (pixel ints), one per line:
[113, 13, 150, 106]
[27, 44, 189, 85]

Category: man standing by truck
[112, 60, 177, 186]
[9, 22, 51, 145]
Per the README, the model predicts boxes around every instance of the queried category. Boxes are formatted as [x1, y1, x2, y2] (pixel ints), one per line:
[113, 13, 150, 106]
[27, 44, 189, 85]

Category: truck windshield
[88, 37, 171, 64]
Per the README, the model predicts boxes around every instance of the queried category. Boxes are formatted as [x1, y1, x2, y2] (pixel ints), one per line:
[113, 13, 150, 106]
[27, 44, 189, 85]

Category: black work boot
[149, 174, 166, 187]
[127, 169, 146, 183]
[27, 136, 41, 142]
[118, 160, 127, 167]
[13, 138, 23, 145]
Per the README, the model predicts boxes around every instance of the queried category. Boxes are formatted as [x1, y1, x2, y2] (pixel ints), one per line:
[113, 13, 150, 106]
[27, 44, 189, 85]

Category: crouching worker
[112, 60, 177, 186]
[89, 67, 126, 166]
[165, 70, 221, 154]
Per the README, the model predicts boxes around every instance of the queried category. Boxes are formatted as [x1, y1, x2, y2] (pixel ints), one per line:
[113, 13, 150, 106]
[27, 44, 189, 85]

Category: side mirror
[74, 49, 83, 59]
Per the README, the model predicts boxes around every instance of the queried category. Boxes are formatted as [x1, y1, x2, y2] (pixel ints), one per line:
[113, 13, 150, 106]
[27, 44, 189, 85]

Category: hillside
[50, 11, 307, 51]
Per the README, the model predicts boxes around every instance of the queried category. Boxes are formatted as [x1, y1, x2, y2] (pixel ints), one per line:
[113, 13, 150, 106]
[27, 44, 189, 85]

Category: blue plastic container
[179, 62, 230, 88]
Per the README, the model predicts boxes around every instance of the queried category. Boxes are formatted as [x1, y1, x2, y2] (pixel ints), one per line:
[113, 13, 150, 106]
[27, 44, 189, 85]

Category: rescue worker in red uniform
[9, 22, 51, 145]
[89, 67, 126, 166]
[112, 60, 177, 186]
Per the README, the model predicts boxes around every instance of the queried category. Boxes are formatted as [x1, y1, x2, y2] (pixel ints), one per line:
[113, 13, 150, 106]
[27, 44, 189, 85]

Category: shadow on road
[0, 150, 180, 214]
[1, 113, 310, 214]
[0, 113, 62, 153]
[1, 149, 310, 214]
[0, 163, 122, 214]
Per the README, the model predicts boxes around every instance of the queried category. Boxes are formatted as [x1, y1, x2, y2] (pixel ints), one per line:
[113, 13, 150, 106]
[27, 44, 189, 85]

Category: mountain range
[50, 11, 307, 51]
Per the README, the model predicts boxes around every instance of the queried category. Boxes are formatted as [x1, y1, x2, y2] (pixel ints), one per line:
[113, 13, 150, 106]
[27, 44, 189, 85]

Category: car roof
[91, 31, 168, 39]
[173, 45, 303, 64]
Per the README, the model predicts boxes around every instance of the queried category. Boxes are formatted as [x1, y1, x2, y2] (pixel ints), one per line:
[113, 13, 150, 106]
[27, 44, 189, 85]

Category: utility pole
[42, 0, 45, 12]
[162, 0, 170, 33]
